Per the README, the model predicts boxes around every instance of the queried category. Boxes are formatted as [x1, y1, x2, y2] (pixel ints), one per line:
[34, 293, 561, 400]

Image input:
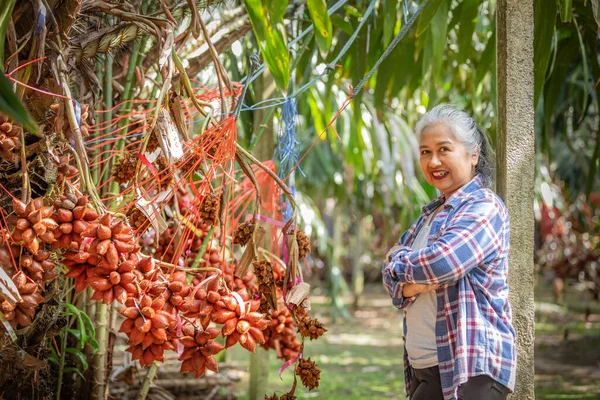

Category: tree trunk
[496, 1, 535, 398]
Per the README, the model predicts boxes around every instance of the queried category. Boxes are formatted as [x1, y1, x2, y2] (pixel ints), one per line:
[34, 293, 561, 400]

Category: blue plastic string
[74, 100, 81, 125]
[35, 4, 46, 37]
[277, 97, 302, 223]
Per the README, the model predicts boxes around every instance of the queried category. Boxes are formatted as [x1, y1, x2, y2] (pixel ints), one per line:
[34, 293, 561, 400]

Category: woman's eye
[420, 150, 430, 156]
[440, 147, 449, 152]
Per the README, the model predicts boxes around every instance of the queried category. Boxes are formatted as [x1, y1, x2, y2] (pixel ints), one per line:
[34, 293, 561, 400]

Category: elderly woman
[382, 105, 517, 400]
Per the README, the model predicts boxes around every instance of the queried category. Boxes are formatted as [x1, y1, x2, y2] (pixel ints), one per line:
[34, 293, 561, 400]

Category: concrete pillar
[496, 1, 535, 399]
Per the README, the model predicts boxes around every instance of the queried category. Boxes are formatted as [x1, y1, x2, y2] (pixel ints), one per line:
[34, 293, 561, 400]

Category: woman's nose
[429, 153, 442, 167]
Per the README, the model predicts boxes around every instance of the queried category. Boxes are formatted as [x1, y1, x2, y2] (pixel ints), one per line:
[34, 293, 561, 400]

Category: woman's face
[419, 122, 479, 199]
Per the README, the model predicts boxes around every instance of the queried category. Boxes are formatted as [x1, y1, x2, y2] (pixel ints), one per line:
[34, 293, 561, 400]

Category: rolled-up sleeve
[382, 226, 418, 309]
[385, 197, 505, 286]
[382, 262, 418, 309]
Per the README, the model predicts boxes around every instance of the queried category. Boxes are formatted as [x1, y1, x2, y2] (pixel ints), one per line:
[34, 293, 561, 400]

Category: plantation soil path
[232, 284, 600, 400]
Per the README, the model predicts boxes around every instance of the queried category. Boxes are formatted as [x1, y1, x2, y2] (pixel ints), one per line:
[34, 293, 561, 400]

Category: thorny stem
[19, 128, 30, 203]
[45, 2, 102, 209]
[57, 58, 105, 212]
[49, 14, 108, 397]
[191, 225, 215, 269]
[136, 361, 160, 400]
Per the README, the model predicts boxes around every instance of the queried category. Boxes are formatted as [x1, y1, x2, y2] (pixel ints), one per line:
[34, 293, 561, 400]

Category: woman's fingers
[385, 244, 403, 263]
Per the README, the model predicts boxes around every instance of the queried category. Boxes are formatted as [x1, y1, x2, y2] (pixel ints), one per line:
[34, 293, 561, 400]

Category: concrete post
[496, 1, 535, 399]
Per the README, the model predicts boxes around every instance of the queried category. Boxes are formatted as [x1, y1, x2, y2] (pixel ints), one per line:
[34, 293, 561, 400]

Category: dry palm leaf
[0, 268, 22, 305]
[235, 226, 265, 278]
[72, 23, 141, 61]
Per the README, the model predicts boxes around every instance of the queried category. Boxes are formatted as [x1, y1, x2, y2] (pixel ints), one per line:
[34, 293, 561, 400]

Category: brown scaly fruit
[145, 130, 160, 153]
[262, 306, 301, 360]
[121, 294, 176, 367]
[253, 260, 276, 311]
[199, 193, 219, 226]
[50, 102, 90, 138]
[146, 270, 190, 313]
[56, 158, 79, 185]
[112, 151, 138, 184]
[79, 213, 141, 304]
[295, 230, 311, 260]
[51, 193, 99, 255]
[178, 152, 202, 175]
[0, 113, 21, 161]
[19, 249, 58, 283]
[85, 252, 140, 304]
[233, 219, 255, 246]
[10, 197, 58, 254]
[297, 317, 327, 341]
[126, 206, 150, 233]
[1, 272, 43, 328]
[154, 155, 174, 186]
[295, 358, 321, 391]
[216, 297, 269, 353]
[178, 326, 224, 377]
[253, 260, 274, 287]
[180, 273, 221, 329]
[221, 260, 256, 299]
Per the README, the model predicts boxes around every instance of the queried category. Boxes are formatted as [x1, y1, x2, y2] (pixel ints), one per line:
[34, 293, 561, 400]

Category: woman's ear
[471, 148, 480, 167]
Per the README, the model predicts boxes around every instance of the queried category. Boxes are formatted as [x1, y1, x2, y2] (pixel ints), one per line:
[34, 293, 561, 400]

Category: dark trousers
[409, 366, 510, 400]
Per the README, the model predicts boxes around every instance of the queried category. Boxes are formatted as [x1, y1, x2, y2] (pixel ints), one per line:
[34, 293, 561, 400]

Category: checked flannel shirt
[382, 175, 517, 400]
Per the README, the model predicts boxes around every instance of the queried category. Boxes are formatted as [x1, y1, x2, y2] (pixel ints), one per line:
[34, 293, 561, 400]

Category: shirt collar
[421, 174, 485, 215]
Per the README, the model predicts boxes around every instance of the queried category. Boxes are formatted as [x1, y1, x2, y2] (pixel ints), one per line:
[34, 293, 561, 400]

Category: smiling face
[419, 122, 479, 199]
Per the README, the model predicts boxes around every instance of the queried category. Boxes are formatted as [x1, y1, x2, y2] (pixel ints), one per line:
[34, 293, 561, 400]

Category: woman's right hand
[402, 283, 440, 298]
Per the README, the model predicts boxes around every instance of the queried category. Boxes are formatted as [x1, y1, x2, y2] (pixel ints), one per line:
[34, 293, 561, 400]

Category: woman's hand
[385, 244, 403, 264]
[402, 283, 440, 298]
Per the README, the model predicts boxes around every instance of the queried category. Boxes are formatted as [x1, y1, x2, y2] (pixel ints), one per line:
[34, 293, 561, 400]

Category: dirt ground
[231, 283, 600, 399]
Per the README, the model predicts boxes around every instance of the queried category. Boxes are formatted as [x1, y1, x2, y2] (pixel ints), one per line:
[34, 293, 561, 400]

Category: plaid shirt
[382, 175, 517, 400]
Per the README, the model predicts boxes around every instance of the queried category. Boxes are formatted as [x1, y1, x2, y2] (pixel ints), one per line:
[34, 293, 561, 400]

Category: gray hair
[415, 104, 495, 188]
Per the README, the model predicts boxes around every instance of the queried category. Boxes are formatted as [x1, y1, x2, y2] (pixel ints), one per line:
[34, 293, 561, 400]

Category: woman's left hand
[385, 244, 403, 264]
